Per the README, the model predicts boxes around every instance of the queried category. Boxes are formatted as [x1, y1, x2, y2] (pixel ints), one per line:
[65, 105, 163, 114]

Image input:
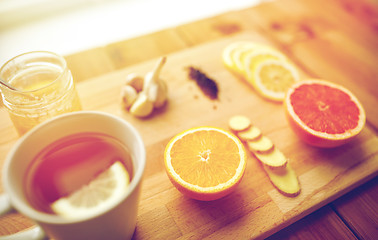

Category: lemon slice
[222, 41, 256, 73]
[251, 59, 300, 102]
[244, 48, 287, 85]
[233, 45, 276, 76]
[51, 161, 130, 219]
[231, 45, 264, 75]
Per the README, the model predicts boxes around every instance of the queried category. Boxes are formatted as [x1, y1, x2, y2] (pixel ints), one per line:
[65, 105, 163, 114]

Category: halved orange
[285, 79, 366, 148]
[164, 126, 247, 201]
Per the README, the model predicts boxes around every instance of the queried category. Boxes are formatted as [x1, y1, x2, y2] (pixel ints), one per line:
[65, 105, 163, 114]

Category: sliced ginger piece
[263, 162, 300, 196]
[247, 136, 274, 153]
[253, 148, 287, 168]
[237, 126, 262, 142]
[229, 115, 251, 132]
[227, 114, 299, 196]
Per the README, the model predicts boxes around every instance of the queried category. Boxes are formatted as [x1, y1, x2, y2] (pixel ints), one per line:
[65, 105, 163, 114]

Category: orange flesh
[170, 130, 240, 188]
[290, 83, 360, 134]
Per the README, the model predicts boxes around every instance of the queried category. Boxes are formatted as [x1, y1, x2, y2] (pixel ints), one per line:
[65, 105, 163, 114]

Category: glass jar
[0, 51, 82, 135]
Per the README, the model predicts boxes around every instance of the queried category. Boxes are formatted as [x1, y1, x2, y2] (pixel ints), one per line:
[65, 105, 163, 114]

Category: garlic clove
[146, 81, 159, 103]
[129, 92, 154, 117]
[144, 77, 168, 108]
[153, 80, 168, 108]
[143, 71, 154, 92]
[143, 57, 166, 90]
[121, 85, 138, 109]
[125, 73, 144, 92]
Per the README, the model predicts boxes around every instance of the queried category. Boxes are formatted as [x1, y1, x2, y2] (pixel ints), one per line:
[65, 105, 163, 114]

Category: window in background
[0, 0, 107, 30]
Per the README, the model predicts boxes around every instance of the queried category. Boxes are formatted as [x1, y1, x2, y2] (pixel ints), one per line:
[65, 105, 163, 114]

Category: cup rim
[3, 110, 146, 224]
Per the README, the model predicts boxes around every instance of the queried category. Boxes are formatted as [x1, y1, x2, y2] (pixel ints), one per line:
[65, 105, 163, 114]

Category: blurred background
[0, 0, 264, 66]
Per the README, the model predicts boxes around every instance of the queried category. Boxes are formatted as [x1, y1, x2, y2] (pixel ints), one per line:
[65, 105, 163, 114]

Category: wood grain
[66, 47, 115, 83]
[331, 176, 378, 240]
[176, 10, 256, 45]
[267, 205, 357, 240]
[105, 29, 188, 70]
[0, 0, 377, 239]
[53, 34, 378, 239]
[240, 0, 378, 129]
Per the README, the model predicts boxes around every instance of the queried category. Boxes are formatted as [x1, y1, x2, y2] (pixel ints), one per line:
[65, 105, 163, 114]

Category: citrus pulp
[51, 161, 130, 218]
[285, 79, 366, 148]
[164, 126, 247, 201]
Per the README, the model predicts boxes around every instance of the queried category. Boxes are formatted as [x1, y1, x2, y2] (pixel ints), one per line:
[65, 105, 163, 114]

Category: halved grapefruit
[284, 79, 366, 148]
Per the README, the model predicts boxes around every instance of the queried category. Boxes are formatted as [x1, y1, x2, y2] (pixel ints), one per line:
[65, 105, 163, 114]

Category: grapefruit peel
[285, 79, 366, 148]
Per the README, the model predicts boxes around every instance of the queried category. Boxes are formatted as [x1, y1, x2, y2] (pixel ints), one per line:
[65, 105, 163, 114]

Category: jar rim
[0, 51, 68, 94]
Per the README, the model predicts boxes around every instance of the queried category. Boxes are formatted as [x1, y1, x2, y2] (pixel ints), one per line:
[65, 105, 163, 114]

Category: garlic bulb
[122, 56, 169, 117]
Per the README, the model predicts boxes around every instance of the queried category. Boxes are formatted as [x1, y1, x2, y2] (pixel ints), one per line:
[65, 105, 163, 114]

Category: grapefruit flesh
[285, 79, 366, 148]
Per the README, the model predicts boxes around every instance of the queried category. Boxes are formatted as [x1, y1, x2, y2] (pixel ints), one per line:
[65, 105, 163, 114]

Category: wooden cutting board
[71, 32, 377, 239]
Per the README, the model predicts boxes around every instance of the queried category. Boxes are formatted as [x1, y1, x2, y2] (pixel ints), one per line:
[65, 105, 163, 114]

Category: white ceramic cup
[0, 111, 146, 240]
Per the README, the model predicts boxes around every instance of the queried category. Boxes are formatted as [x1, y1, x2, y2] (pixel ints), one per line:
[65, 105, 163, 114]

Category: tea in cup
[0, 111, 146, 240]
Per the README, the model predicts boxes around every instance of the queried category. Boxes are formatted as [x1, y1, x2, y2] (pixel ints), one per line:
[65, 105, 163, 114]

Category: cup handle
[0, 194, 12, 215]
[0, 194, 47, 240]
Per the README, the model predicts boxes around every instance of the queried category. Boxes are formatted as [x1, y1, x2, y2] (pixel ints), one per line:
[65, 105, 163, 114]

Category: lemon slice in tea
[51, 161, 130, 219]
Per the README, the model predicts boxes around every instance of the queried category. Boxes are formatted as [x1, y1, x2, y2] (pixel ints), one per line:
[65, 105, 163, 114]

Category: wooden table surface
[1, 0, 377, 239]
